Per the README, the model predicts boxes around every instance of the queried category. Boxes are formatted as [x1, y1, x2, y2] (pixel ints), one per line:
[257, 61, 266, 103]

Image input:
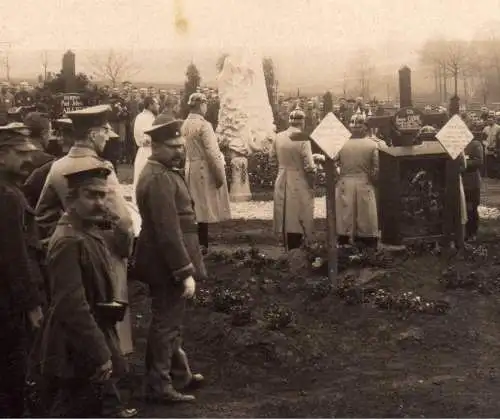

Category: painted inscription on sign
[436, 114, 473, 160]
[394, 107, 424, 131]
[62, 94, 84, 113]
[310, 112, 352, 160]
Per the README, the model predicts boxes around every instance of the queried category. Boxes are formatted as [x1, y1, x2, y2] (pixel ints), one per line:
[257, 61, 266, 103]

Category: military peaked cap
[0, 124, 37, 151]
[64, 164, 111, 190]
[66, 105, 112, 132]
[144, 119, 184, 145]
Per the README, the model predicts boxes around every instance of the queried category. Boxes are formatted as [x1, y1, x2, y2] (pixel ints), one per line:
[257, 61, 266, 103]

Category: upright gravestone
[399, 66, 412, 109]
[62, 50, 76, 93]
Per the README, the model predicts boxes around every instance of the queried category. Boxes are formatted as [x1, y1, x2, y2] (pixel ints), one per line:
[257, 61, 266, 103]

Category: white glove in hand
[91, 359, 113, 382]
[182, 276, 196, 299]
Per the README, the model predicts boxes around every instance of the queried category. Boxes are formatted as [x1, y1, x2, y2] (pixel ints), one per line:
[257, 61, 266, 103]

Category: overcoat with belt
[335, 135, 379, 239]
[271, 126, 316, 238]
[181, 113, 231, 223]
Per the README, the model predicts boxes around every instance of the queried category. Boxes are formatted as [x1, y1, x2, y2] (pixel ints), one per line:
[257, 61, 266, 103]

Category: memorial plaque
[435, 114, 473, 160]
[393, 107, 424, 132]
[310, 112, 351, 160]
[61, 93, 84, 114]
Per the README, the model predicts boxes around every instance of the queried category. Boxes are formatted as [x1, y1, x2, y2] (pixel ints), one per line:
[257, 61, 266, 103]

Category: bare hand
[28, 306, 43, 328]
[182, 276, 196, 299]
[90, 359, 113, 382]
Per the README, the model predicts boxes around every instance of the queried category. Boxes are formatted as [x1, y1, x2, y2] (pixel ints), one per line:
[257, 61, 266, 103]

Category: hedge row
[223, 151, 326, 191]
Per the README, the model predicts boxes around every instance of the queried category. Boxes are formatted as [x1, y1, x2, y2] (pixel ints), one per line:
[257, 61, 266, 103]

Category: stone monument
[398, 66, 412, 109]
[62, 50, 76, 93]
[216, 50, 276, 202]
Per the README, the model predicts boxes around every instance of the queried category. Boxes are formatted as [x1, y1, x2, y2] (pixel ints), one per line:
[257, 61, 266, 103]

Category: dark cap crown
[66, 105, 111, 132]
[64, 165, 111, 189]
[144, 119, 183, 143]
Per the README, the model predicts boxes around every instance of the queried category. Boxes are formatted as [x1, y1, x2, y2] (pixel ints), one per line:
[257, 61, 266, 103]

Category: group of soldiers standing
[0, 90, 232, 416]
[0, 73, 492, 417]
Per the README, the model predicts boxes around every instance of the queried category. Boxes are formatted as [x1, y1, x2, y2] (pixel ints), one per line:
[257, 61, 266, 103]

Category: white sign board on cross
[436, 114, 473, 160]
[310, 112, 352, 160]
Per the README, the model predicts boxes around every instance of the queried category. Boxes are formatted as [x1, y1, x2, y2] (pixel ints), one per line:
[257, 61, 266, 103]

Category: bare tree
[420, 39, 449, 102]
[0, 42, 11, 81]
[88, 49, 141, 87]
[349, 48, 376, 98]
[41, 51, 49, 81]
[445, 40, 470, 97]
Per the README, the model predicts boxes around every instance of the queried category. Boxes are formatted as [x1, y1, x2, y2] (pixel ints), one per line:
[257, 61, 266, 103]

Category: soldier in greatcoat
[271, 106, 316, 250]
[335, 112, 379, 248]
[0, 126, 44, 417]
[134, 118, 206, 403]
[35, 164, 137, 418]
[181, 92, 231, 253]
[35, 105, 135, 355]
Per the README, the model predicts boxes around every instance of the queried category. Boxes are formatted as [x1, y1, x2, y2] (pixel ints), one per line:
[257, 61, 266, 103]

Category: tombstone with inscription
[391, 106, 424, 146]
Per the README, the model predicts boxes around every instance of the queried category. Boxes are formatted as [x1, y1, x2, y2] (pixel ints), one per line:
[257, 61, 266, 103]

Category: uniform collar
[68, 144, 98, 158]
[187, 113, 205, 121]
[148, 157, 182, 172]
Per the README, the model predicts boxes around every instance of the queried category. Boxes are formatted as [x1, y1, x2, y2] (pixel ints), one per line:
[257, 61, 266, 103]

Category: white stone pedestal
[230, 155, 252, 202]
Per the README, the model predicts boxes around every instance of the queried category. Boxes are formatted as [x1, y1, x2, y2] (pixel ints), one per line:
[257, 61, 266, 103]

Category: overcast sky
[2, 0, 499, 52]
[1, 0, 500, 86]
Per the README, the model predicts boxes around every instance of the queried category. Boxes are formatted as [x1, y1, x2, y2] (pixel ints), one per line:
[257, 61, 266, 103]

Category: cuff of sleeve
[172, 263, 195, 283]
[19, 290, 42, 314]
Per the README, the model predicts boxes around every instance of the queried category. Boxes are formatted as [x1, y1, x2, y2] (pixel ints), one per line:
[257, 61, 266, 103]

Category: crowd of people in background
[0, 75, 499, 417]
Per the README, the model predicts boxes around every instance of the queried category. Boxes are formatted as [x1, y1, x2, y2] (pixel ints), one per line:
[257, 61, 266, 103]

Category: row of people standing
[271, 108, 485, 252]
[132, 93, 231, 253]
[0, 103, 214, 417]
[272, 107, 382, 251]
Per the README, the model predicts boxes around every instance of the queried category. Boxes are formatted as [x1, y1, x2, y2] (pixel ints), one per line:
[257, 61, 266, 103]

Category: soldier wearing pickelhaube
[271, 105, 316, 251]
[181, 92, 231, 253]
[335, 109, 379, 248]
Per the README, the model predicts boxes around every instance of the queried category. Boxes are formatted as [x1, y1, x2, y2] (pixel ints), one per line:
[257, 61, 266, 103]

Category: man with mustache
[0, 125, 44, 417]
[134, 118, 206, 403]
[36, 164, 136, 417]
[35, 105, 135, 390]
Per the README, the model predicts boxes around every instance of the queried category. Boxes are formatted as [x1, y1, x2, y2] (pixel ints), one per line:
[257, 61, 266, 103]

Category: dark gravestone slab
[379, 143, 460, 246]
[399, 66, 412, 108]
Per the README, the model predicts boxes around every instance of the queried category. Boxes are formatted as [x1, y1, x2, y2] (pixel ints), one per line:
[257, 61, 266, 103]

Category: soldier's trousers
[0, 313, 29, 418]
[44, 377, 122, 418]
[145, 284, 193, 394]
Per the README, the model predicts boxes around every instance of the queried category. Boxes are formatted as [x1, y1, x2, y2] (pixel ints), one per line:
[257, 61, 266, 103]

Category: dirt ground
[116, 165, 500, 417]
[121, 215, 500, 418]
